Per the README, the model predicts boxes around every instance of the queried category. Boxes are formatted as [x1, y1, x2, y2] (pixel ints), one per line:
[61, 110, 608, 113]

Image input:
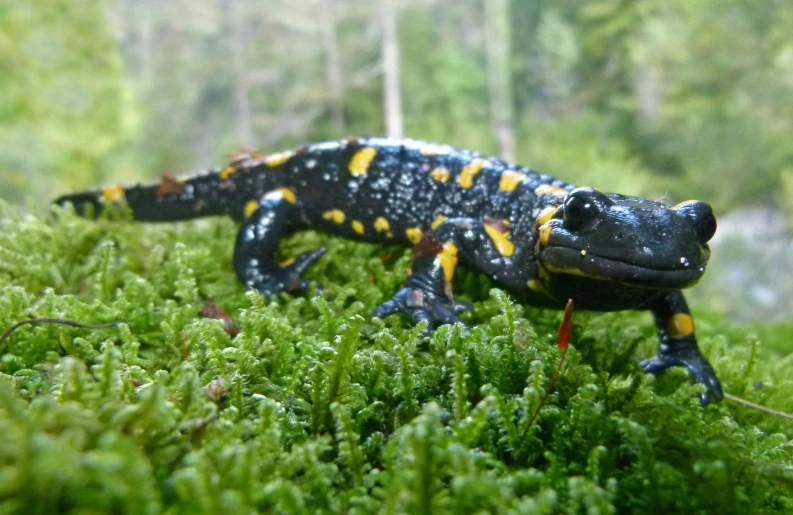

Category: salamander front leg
[374, 220, 475, 329]
[374, 217, 530, 330]
[641, 291, 723, 404]
[233, 191, 325, 297]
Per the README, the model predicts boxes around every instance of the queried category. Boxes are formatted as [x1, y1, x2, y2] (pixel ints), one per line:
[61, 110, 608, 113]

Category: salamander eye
[563, 188, 601, 230]
[673, 201, 717, 244]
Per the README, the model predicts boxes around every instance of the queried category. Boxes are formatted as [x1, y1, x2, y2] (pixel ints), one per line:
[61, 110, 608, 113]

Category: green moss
[0, 202, 791, 514]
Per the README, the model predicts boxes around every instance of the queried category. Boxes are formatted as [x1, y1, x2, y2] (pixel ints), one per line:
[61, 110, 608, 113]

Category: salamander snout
[672, 200, 717, 244]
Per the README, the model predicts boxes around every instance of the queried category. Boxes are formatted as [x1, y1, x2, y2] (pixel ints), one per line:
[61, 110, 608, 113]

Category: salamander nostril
[694, 213, 717, 243]
[673, 201, 717, 244]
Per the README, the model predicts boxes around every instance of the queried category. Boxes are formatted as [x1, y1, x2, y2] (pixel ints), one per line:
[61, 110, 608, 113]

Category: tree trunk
[633, 63, 660, 124]
[484, 0, 516, 161]
[320, 0, 346, 133]
[380, 0, 403, 139]
[228, 0, 253, 149]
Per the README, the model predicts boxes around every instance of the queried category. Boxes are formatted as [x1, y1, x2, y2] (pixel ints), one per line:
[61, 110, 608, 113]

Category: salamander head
[534, 187, 716, 295]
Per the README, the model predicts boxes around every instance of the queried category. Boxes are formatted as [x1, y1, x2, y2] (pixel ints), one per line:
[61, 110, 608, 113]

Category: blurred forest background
[2, 0, 793, 322]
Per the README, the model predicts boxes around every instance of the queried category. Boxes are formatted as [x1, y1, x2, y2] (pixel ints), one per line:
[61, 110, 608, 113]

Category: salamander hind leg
[642, 291, 723, 405]
[233, 191, 325, 297]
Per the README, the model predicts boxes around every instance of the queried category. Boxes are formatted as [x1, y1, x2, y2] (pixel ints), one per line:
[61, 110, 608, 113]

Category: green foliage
[4, 0, 793, 218]
[0, 203, 791, 513]
[570, 0, 793, 211]
[400, 6, 495, 152]
[0, 0, 129, 200]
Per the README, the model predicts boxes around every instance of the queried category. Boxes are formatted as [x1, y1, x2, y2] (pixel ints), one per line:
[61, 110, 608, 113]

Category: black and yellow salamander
[56, 137, 722, 403]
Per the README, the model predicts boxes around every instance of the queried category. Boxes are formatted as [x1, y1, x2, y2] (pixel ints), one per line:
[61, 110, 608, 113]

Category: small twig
[0, 318, 124, 349]
[182, 329, 189, 360]
[724, 393, 793, 420]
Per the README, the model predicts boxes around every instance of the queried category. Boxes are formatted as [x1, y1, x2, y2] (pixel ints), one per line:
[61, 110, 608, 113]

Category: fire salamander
[56, 138, 722, 404]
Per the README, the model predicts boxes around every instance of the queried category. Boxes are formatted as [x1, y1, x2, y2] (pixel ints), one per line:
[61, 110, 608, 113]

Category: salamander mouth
[538, 245, 707, 290]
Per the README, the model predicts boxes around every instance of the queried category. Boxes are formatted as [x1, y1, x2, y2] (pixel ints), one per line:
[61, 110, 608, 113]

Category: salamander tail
[54, 189, 107, 219]
[54, 172, 235, 222]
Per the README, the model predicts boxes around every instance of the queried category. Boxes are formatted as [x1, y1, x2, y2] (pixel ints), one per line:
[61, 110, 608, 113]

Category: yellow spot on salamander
[279, 187, 296, 204]
[244, 200, 259, 218]
[265, 151, 295, 167]
[439, 242, 459, 285]
[499, 170, 527, 192]
[323, 209, 346, 224]
[406, 227, 423, 245]
[484, 222, 515, 257]
[430, 167, 450, 182]
[349, 147, 377, 176]
[279, 257, 296, 268]
[457, 158, 489, 189]
[352, 220, 365, 235]
[431, 215, 448, 230]
[219, 166, 237, 180]
[539, 225, 552, 246]
[535, 184, 568, 197]
[102, 185, 125, 202]
[668, 313, 695, 338]
[527, 279, 545, 293]
[374, 217, 391, 233]
[537, 262, 551, 281]
[535, 206, 557, 228]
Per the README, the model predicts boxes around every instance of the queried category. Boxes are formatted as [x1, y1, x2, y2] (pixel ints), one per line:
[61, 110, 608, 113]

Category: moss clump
[0, 202, 791, 514]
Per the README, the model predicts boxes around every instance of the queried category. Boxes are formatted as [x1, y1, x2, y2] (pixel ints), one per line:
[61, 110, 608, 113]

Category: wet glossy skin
[55, 137, 723, 404]
[535, 190, 714, 309]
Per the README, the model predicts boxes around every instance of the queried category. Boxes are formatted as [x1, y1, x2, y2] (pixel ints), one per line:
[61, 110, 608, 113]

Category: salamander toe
[641, 341, 723, 405]
[373, 286, 471, 332]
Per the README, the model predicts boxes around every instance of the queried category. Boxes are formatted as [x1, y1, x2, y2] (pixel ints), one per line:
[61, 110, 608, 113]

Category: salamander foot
[641, 340, 723, 405]
[373, 286, 471, 332]
[245, 247, 326, 297]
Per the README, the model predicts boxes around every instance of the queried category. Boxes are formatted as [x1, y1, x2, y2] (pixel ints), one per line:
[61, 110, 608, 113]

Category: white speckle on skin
[306, 159, 317, 169]
[580, 250, 587, 256]
[310, 141, 341, 152]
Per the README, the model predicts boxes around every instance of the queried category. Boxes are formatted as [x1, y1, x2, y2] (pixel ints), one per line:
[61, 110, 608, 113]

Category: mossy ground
[0, 202, 791, 514]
